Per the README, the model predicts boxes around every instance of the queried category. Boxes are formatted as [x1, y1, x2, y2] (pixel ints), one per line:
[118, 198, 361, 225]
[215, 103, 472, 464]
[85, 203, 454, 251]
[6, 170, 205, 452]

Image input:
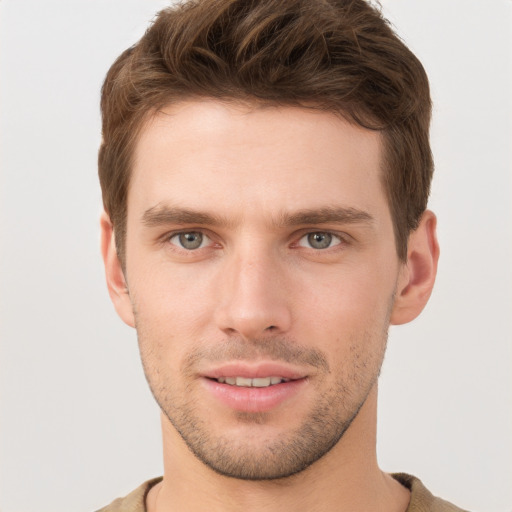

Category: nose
[214, 247, 292, 341]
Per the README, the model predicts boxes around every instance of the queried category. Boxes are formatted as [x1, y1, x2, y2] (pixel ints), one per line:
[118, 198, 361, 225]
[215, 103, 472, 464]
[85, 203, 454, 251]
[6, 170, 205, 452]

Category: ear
[100, 211, 135, 328]
[390, 210, 440, 325]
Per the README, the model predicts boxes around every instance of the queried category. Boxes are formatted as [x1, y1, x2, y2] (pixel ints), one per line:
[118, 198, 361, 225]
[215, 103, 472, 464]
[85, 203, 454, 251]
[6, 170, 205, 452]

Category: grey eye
[171, 232, 206, 250]
[299, 232, 340, 249]
[308, 232, 332, 249]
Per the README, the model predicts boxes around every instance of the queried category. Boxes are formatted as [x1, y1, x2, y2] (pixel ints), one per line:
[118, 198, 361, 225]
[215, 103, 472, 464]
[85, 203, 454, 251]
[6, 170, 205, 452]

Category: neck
[147, 384, 410, 512]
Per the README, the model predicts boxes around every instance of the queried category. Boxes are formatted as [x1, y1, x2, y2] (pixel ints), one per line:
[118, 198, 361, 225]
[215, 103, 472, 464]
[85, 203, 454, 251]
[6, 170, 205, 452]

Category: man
[96, 0, 464, 510]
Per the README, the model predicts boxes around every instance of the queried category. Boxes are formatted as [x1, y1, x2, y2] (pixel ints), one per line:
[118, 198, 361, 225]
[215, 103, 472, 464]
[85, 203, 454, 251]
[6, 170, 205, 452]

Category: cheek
[295, 262, 395, 336]
[128, 258, 215, 326]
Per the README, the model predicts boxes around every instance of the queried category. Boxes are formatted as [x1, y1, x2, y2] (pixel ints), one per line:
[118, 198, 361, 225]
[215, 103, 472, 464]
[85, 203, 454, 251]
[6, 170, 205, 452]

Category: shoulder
[393, 473, 470, 512]
[95, 477, 163, 512]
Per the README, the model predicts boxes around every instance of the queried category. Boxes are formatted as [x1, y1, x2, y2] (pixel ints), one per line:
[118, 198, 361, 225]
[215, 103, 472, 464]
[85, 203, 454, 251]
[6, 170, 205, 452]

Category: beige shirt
[96, 473, 468, 512]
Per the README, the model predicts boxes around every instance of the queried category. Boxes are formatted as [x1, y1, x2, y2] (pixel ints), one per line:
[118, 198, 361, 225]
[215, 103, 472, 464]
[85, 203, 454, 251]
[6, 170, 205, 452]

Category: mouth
[202, 364, 308, 413]
[213, 376, 291, 387]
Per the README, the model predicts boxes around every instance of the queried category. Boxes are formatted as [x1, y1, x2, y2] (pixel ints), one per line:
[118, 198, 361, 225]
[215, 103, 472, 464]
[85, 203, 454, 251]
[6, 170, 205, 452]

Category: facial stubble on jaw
[135, 325, 389, 482]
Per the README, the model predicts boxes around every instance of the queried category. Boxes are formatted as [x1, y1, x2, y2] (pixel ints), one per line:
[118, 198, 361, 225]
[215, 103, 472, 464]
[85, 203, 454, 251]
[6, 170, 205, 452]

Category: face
[121, 100, 404, 480]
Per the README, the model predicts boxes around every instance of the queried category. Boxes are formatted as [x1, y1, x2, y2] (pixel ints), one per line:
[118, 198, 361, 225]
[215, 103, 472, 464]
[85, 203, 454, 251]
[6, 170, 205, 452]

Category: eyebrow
[278, 207, 374, 227]
[142, 205, 229, 228]
[141, 204, 374, 229]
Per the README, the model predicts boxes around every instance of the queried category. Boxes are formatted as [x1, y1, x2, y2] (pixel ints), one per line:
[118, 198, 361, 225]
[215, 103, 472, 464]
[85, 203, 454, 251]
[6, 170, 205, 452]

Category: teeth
[216, 376, 289, 387]
[236, 377, 252, 387]
[252, 377, 271, 387]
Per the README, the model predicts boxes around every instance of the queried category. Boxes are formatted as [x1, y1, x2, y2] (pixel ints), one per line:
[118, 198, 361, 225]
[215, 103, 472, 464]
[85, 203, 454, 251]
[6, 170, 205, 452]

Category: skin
[101, 100, 439, 512]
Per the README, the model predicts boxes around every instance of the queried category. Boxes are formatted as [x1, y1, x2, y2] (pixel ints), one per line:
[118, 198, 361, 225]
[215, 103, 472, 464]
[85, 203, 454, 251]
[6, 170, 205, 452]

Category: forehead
[129, 100, 387, 223]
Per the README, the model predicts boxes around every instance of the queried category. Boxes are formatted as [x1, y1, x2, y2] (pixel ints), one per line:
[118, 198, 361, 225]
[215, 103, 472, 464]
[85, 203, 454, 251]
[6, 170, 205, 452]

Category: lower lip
[202, 378, 307, 413]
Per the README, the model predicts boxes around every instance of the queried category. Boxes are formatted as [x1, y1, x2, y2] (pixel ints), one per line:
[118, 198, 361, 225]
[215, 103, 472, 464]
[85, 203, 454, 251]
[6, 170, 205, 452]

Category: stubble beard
[137, 327, 388, 481]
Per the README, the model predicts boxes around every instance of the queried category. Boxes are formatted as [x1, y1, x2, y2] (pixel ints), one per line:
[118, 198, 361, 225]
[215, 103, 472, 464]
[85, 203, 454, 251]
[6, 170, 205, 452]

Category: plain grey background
[1, 1, 511, 511]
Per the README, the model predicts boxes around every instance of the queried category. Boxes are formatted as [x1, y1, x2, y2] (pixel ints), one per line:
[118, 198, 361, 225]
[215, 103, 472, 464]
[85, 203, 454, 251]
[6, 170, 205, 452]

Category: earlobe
[390, 210, 440, 326]
[100, 211, 135, 328]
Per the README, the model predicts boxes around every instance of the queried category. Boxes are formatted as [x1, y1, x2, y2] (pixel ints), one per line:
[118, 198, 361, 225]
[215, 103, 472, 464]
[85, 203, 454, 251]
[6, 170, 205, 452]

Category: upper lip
[202, 362, 306, 380]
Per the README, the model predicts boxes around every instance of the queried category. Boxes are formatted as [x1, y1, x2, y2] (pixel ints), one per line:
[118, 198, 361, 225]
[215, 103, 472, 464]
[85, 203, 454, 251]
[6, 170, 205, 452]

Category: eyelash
[296, 232, 344, 250]
[163, 229, 349, 252]
[168, 231, 212, 250]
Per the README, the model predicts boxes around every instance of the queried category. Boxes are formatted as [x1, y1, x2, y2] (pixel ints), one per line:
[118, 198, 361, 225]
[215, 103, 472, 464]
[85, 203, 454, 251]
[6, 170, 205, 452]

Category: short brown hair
[99, 0, 433, 264]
